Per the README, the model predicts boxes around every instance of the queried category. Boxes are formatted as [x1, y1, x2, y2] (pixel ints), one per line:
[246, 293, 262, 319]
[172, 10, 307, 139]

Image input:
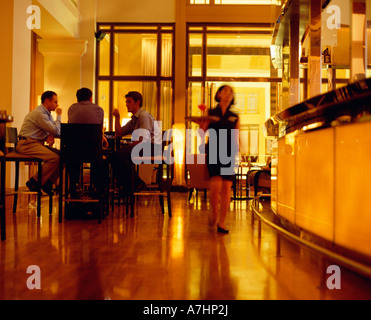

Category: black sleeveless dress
[206, 105, 239, 181]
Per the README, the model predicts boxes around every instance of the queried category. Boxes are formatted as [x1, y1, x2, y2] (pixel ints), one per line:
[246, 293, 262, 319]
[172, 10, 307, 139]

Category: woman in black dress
[198, 85, 240, 233]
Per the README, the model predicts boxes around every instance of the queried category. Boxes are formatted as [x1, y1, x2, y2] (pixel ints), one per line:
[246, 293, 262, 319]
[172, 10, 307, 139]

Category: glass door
[186, 23, 281, 162]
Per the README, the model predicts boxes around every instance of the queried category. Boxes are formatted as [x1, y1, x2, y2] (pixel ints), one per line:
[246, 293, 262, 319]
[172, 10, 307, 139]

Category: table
[232, 164, 251, 200]
[232, 162, 268, 200]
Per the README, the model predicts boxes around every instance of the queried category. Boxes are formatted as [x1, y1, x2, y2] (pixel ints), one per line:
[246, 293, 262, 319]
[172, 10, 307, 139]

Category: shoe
[26, 178, 39, 192]
[136, 181, 148, 192]
[41, 180, 53, 194]
[217, 225, 229, 234]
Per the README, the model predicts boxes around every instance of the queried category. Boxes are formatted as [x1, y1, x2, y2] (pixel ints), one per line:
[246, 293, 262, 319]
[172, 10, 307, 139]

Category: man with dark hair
[113, 91, 160, 145]
[67, 88, 107, 198]
[124, 91, 143, 107]
[76, 87, 93, 103]
[41, 91, 58, 103]
[68, 88, 104, 124]
[113, 91, 162, 194]
[17, 91, 62, 194]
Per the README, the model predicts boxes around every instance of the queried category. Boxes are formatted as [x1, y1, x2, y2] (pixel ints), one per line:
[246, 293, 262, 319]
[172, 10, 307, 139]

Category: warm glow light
[285, 133, 296, 154]
[113, 233, 119, 244]
[303, 122, 324, 132]
[171, 217, 185, 259]
[172, 123, 186, 186]
[189, 36, 272, 47]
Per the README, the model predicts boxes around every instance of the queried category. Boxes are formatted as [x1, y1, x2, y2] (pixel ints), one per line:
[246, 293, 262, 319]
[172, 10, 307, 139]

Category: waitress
[198, 85, 240, 234]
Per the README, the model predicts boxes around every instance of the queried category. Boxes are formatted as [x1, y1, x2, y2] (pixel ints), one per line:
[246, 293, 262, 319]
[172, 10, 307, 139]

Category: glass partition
[189, 33, 203, 77]
[98, 35, 110, 76]
[113, 81, 157, 130]
[98, 81, 110, 131]
[187, 82, 203, 154]
[162, 34, 173, 77]
[96, 23, 175, 131]
[114, 34, 158, 76]
[186, 24, 280, 158]
[206, 34, 271, 77]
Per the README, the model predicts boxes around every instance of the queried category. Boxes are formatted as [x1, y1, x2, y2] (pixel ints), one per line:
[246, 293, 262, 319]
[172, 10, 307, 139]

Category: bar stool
[129, 157, 172, 218]
[128, 132, 173, 218]
[4, 128, 53, 218]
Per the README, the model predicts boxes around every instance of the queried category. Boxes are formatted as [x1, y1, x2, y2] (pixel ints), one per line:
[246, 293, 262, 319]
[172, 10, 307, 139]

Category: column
[289, 0, 300, 106]
[309, 0, 322, 98]
[350, 0, 366, 82]
[79, 0, 97, 92]
[174, 0, 187, 125]
[12, 0, 32, 130]
[38, 39, 88, 123]
[0, 0, 14, 116]
[282, 43, 290, 110]
[173, 0, 187, 187]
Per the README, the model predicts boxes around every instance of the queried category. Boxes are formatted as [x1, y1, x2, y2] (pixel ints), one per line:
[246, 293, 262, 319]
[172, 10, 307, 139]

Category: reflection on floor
[0, 192, 370, 300]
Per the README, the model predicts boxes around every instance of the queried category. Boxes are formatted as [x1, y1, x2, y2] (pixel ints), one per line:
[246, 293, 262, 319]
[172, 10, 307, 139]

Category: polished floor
[0, 191, 370, 300]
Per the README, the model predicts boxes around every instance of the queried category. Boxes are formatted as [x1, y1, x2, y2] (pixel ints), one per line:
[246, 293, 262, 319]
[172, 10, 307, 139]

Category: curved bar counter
[265, 78, 371, 264]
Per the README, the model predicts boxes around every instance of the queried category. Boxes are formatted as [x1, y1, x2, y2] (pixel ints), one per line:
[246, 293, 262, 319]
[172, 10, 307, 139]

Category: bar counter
[265, 78, 371, 261]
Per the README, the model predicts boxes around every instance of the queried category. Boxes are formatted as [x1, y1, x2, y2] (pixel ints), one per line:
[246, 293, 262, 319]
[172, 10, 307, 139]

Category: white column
[37, 39, 88, 123]
[12, 0, 32, 130]
[9, 0, 32, 188]
[79, 0, 97, 93]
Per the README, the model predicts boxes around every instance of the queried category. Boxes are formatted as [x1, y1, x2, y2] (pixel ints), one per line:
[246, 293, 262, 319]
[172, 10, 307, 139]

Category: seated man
[67, 87, 108, 198]
[16, 91, 62, 194]
[113, 91, 162, 194]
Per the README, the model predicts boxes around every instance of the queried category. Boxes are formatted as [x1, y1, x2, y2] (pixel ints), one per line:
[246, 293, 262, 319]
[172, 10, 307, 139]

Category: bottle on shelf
[300, 48, 308, 64]
[323, 48, 331, 64]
